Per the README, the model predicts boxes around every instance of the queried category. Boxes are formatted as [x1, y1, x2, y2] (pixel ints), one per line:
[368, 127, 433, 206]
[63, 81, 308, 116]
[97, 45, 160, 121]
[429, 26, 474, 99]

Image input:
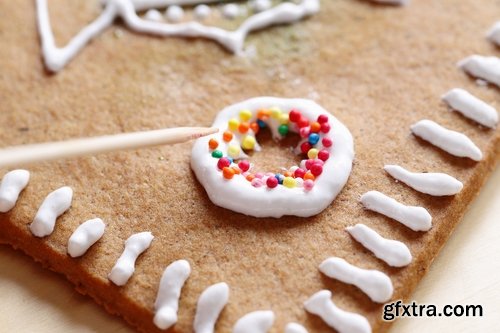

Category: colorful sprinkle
[257, 109, 271, 120]
[322, 137, 332, 148]
[250, 122, 259, 134]
[257, 119, 266, 128]
[217, 157, 231, 170]
[307, 148, 319, 159]
[297, 117, 309, 128]
[278, 124, 289, 136]
[228, 118, 239, 131]
[308, 133, 320, 145]
[223, 131, 233, 142]
[275, 174, 284, 184]
[239, 109, 252, 122]
[238, 122, 250, 134]
[320, 122, 331, 133]
[283, 177, 296, 188]
[279, 113, 289, 125]
[211, 150, 223, 158]
[310, 122, 321, 133]
[266, 176, 278, 188]
[299, 127, 310, 138]
[294, 168, 306, 179]
[241, 136, 256, 150]
[208, 138, 219, 150]
[300, 142, 312, 154]
[304, 171, 315, 181]
[289, 109, 301, 123]
[318, 150, 330, 161]
[303, 179, 314, 190]
[238, 160, 250, 172]
[270, 107, 282, 119]
[222, 167, 235, 179]
[317, 114, 328, 123]
[310, 163, 323, 176]
[251, 178, 264, 187]
[228, 144, 240, 158]
[246, 174, 255, 182]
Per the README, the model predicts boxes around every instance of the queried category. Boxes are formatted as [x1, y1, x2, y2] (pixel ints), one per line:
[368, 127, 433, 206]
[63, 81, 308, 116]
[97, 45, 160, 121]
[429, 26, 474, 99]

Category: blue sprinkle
[257, 119, 267, 128]
[275, 174, 284, 184]
[308, 133, 320, 145]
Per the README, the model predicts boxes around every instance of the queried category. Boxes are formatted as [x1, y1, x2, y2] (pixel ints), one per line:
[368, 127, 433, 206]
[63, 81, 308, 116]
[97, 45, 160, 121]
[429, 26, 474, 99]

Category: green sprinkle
[211, 150, 223, 158]
[278, 124, 289, 136]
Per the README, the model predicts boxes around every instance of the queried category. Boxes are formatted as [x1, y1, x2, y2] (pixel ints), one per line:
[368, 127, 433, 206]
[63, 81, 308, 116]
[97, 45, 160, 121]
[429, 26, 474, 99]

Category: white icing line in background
[166, 5, 184, 22]
[108, 232, 154, 286]
[285, 323, 308, 333]
[487, 21, 500, 46]
[0, 170, 30, 213]
[131, 0, 220, 11]
[154, 259, 191, 329]
[384, 164, 463, 196]
[67, 218, 106, 257]
[304, 290, 371, 333]
[30, 186, 73, 237]
[193, 4, 211, 20]
[442, 88, 498, 128]
[222, 4, 240, 20]
[361, 190, 432, 232]
[369, 0, 409, 5]
[411, 119, 483, 161]
[319, 257, 393, 303]
[36, 0, 320, 72]
[194, 282, 229, 333]
[251, 0, 272, 13]
[145, 9, 163, 21]
[458, 55, 500, 88]
[232, 310, 275, 333]
[346, 224, 412, 267]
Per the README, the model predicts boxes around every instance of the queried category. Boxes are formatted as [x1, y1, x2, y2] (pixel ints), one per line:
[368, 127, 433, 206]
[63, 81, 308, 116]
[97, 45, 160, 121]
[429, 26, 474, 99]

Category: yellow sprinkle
[241, 136, 256, 150]
[270, 106, 282, 119]
[279, 113, 289, 125]
[228, 118, 240, 132]
[239, 109, 252, 122]
[307, 148, 319, 159]
[283, 177, 296, 188]
[228, 144, 241, 158]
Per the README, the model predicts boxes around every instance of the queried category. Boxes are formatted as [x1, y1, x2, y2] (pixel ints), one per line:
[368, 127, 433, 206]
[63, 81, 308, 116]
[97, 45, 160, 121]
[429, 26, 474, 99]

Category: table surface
[0, 166, 498, 333]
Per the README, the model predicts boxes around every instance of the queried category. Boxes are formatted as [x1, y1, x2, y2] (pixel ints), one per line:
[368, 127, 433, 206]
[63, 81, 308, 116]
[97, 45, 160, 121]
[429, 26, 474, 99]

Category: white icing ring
[191, 97, 354, 218]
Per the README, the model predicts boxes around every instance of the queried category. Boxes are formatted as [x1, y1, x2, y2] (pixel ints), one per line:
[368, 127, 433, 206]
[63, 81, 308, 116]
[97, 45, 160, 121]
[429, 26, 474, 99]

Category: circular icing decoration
[191, 97, 354, 218]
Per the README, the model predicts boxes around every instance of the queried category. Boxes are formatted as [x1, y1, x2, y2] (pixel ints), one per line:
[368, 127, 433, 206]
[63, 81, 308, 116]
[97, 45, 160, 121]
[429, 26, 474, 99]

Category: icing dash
[285, 323, 308, 333]
[487, 21, 500, 46]
[30, 186, 73, 237]
[67, 218, 106, 257]
[304, 290, 371, 333]
[194, 282, 229, 333]
[442, 88, 498, 128]
[0, 169, 30, 213]
[233, 310, 275, 333]
[319, 257, 393, 303]
[458, 55, 500, 87]
[346, 224, 412, 267]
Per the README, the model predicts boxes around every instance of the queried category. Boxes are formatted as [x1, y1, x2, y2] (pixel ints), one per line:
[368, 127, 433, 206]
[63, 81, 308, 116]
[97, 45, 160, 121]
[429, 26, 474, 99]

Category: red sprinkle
[322, 137, 333, 148]
[300, 142, 312, 154]
[266, 176, 278, 188]
[310, 164, 323, 176]
[289, 109, 302, 123]
[305, 159, 315, 170]
[318, 150, 330, 161]
[317, 114, 329, 123]
[320, 122, 331, 133]
[297, 117, 309, 128]
[294, 168, 306, 179]
[238, 160, 250, 172]
[217, 157, 231, 170]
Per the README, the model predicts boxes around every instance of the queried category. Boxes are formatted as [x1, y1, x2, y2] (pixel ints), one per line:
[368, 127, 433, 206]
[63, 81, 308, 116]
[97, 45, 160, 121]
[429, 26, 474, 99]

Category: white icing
[304, 290, 371, 333]
[384, 164, 463, 196]
[130, 0, 220, 11]
[145, 9, 164, 21]
[442, 88, 498, 128]
[194, 4, 211, 20]
[194, 282, 229, 333]
[36, 0, 320, 72]
[30, 186, 73, 237]
[360, 190, 432, 232]
[487, 21, 500, 46]
[191, 97, 354, 218]
[108, 231, 154, 286]
[346, 224, 412, 267]
[370, 0, 409, 5]
[67, 218, 106, 258]
[319, 257, 393, 303]
[154, 259, 191, 329]
[166, 5, 184, 22]
[411, 119, 483, 161]
[233, 310, 275, 333]
[285, 323, 308, 333]
[251, 0, 272, 13]
[458, 55, 500, 88]
[222, 4, 240, 19]
[0, 170, 30, 213]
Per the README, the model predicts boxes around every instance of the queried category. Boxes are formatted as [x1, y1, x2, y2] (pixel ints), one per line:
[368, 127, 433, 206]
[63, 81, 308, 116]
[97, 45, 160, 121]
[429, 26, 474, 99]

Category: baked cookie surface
[0, 0, 499, 332]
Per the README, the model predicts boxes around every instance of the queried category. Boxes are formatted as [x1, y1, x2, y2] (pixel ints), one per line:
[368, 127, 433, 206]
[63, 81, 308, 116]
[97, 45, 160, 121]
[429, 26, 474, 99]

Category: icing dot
[165, 5, 184, 23]
[283, 177, 296, 188]
[307, 148, 319, 159]
[253, 0, 272, 13]
[223, 131, 233, 142]
[266, 176, 278, 189]
[211, 150, 223, 158]
[208, 138, 219, 150]
[238, 160, 250, 172]
[278, 124, 289, 136]
[193, 4, 211, 21]
[223, 167, 235, 179]
[222, 4, 239, 20]
[217, 157, 231, 170]
[310, 122, 321, 133]
[241, 136, 256, 150]
[322, 137, 333, 148]
[228, 145, 241, 158]
[308, 133, 320, 145]
[228, 118, 239, 131]
[238, 122, 250, 134]
[239, 109, 252, 121]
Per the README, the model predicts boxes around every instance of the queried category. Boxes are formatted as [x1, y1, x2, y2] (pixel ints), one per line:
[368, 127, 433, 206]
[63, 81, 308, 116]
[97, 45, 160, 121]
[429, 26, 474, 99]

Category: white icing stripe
[304, 290, 371, 333]
[487, 22, 500, 46]
[37, 0, 319, 72]
[346, 224, 412, 267]
[0, 170, 30, 213]
[384, 164, 463, 196]
[360, 191, 432, 232]
[194, 282, 229, 333]
[154, 259, 191, 329]
[319, 257, 393, 303]
[67, 218, 106, 258]
[30, 186, 73, 237]
[458, 55, 500, 87]
[232, 310, 275, 333]
[130, 0, 221, 11]
[108, 232, 154, 286]
[370, 0, 409, 5]
[411, 119, 483, 161]
[285, 323, 308, 333]
[442, 88, 498, 128]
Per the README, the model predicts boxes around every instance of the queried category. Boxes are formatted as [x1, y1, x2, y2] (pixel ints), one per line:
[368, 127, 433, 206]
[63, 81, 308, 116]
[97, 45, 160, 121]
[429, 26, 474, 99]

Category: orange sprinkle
[223, 167, 235, 180]
[246, 174, 255, 182]
[304, 171, 316, 181]
[310, 122, 321, 133]
[222, 131, 233, 142]
[238, 122, 250, 134]
[208, 138, 219, 150]
[232, 166, 241, 175]
[257, 109, 271, 120]
[284, 171, 293, 177]
[250, 122, 259, 134]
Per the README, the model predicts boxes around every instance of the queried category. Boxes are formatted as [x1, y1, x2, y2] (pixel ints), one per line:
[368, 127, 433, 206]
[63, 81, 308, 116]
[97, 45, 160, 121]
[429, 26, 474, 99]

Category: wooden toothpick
[0, 126, 218, 168]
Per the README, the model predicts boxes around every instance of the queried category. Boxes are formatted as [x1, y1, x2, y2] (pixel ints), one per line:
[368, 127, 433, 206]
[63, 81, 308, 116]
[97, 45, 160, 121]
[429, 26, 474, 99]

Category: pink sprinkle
[314, 159, 324, 166]
[299, 127, 310, 138]
[255, 172, 264, 179]
[304, 179, 314, 191]
[242, 172, 250, 177]
[251, 178, 264, 187]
